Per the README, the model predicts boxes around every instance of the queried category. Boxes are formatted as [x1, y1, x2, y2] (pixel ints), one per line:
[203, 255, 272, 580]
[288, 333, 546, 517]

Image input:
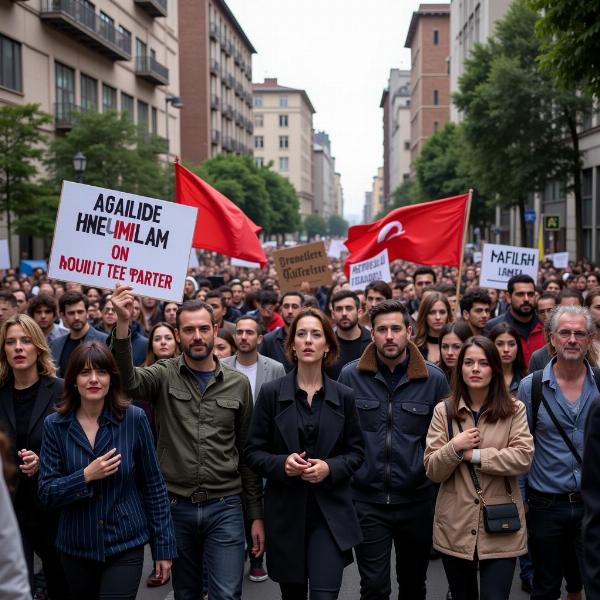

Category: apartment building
[252, 77, 315, 217]
[0, 0, 180, 259]
[313, 130, 338, 219]
[404, 3, 450, 171]
[380, 69, 411, 207]
[178, 0, 255, 164]
[333, 172, 344, 217]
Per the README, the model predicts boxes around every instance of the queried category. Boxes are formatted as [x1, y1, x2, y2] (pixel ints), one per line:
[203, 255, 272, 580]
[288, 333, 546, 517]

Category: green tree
[303, 214, 327, 240]
[529, 0, 600, 96]
[259, 166, 301, 239]
[327, 214, 349, 237]
[47, 110, 168, 200]
[453, 0, 588, 250]
[0, 103, 52, 240]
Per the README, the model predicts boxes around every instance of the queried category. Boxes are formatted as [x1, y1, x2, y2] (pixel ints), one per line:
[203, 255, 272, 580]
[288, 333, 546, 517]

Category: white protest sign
[349, 249, 391, 291]
[49, 181, 197, 302]
[0, 240, 10, 269]
[327, 239, 346, 259]
[473, 251, 482, 263]
[188, 249, 199, 268]
[479, 243, 539, 290]
[231, 257, 261, 269]
[545, 252, 569, 269]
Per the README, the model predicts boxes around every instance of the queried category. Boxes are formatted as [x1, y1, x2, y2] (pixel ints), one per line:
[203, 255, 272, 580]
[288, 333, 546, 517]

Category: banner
[49, 181, 197, 302]
[545, 252, 569, 269]
[479, 243, 539, 290]
[349, 249, 391, 291]
[273, 241, 330, 292]
[0, 240, 10, 270]
[231, 257, 261, 269]
[327, 239, 346, 259]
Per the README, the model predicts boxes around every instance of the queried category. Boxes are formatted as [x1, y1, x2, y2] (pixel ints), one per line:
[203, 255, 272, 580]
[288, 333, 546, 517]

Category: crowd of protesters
[0, 250, 599, 599]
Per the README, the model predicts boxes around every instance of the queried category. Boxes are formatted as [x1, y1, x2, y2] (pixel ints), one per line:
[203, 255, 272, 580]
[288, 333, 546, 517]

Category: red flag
[344, 194, 469, 275]
[175, 162, 267, 267]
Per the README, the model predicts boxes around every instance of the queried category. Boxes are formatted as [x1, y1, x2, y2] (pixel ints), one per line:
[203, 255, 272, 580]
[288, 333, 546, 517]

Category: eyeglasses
[555, 329, 590, 341]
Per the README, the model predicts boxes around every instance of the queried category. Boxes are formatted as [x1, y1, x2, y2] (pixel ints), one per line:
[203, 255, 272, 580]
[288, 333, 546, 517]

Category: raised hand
[83, 448, 122, 483]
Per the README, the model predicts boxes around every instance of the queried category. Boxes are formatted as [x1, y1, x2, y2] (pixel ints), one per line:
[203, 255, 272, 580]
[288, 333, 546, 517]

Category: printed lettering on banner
[349, 249, 391, 291]
[48, 181, 197, 302]
[479, 243, 539, 290]
[273, 241, 331, 292]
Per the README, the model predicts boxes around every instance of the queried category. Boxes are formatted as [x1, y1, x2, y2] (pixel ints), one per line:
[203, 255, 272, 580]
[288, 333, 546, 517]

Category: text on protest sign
[479, 243, 539, 290]
[349, 249, 391, 291]
[273, 241, 330, 292]
[49, 181, 197, 302]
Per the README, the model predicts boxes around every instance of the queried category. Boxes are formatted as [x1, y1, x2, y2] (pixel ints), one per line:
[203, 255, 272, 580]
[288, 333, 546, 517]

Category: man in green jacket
[110, 284, 264, 600]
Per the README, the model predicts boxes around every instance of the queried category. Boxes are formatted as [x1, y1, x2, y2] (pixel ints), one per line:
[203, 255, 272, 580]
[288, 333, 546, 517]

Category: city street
[135, 545, 533, 600]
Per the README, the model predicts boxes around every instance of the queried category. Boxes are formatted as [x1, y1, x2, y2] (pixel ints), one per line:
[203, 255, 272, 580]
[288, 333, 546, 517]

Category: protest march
[1, 164, 599, 600]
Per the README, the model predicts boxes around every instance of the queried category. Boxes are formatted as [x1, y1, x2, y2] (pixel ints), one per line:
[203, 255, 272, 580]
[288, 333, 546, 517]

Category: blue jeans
[170, 494, 245, 600]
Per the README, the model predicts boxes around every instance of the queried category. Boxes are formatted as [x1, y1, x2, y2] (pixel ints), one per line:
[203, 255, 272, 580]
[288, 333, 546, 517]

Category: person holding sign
[109, 285, 264, 600]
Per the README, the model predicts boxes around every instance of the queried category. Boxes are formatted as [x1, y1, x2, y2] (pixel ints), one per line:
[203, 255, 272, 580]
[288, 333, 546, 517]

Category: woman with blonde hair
[414, 291, 454, 364]
[0, 314, 71, 599]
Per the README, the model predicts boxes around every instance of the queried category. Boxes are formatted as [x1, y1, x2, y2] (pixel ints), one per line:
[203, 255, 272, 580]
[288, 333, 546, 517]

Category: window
[433, 29, 439, 45]
[433, 121, 439, 131]
[137, 100, 149, 133]
[582, 169, 593, 258]
[255, 157, 264, 167]
[118, 25, 131, 48]
[99, 11, 113, 39]
[279, 135, 289, 149]
[254, 135, 264, 149]
[404, 141, 410, 151]
[151, 106, 158, 135]
[254, 114, 263, 127]
[0, 34, 22, 93]
[55, 62, 75, 118]
[433, 90, 439, 106]
[136, 38, 147, 58]
[253, 95, 263, 108]
[279, 157, 289, 171]
[102, 84, 117, 111]
[121, 92, 134, 122]
[279, 95, 288, 107]
[279, 114, 289, 127]
[81, 74, 98, 112]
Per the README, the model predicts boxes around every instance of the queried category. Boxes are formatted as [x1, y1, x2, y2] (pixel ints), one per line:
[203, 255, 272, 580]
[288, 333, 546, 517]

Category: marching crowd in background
[0, 251, 600, 600]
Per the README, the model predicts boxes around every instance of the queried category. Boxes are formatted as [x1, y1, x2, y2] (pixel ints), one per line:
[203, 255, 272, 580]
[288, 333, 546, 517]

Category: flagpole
[454, 189, 473, 308]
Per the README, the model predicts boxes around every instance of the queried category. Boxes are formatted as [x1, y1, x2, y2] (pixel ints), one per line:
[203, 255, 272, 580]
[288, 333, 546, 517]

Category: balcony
[211, 130, 220, 145]
[221, 135, 232, 151]
[40, 0, 131, 61]
[210, 94, 220, 110]
[245, 118, 253, 134]
[210, 59, 220, 76]
[222, 102, 233, 120]
[54, 102, 81, 130]
[234, 81, 244, 97]
[223, 73, 232, 89]
[225, 40, 233, 57]
[135, 55, 169, 86]
[234, 50, 241, 66]
[245, 91, 253, 108]
[234, 110, 244, 127]
[209, 22, 219, 41]
[134, 0, 167, 18]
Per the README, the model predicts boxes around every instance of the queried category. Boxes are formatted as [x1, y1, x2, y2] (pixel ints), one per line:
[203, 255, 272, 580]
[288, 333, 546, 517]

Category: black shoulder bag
[445, 401, 521, 534]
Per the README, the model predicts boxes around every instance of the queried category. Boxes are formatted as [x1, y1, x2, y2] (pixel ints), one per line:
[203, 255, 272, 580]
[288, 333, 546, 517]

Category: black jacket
[583, 399, 600, 599]
[259, 326, 293, 372]
[245, 370, 364, 584]
[0, 376, 63, 515]
[338, 341, 449, 504]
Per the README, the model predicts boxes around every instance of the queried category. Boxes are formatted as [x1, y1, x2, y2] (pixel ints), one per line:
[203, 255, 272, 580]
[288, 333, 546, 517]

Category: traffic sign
[544, 215, 560, 231]
[524, 209, 536, 224]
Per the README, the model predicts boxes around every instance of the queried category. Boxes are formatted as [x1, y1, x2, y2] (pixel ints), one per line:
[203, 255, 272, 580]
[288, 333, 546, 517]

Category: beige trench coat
[424, 398, 534, 561]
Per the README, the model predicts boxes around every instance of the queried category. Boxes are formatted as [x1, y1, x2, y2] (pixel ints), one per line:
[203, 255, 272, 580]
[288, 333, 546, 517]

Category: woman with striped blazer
[39, 341, 177, 600]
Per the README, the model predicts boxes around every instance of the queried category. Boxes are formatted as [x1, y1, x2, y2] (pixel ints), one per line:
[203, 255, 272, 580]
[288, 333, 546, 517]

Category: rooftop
[252, 78, 316, 113]
[404, 3, 450, 48]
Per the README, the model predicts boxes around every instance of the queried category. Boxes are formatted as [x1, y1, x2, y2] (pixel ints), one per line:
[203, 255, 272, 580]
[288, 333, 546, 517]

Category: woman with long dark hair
[39, 342, 176, 599]
[424, 336, 533, 600]
[438, 322, 472, 382]
[0, 314, 71, 599]
[245, 307, 364, 599]
[414, 292, 453, 364]
[488, 323, 526, 394]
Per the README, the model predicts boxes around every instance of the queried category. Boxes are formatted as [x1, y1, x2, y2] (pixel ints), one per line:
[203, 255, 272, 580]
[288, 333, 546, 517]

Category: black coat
[245, 370, 364, 584]
[583, 399, 600, 599]
[0, 375, 63, 514]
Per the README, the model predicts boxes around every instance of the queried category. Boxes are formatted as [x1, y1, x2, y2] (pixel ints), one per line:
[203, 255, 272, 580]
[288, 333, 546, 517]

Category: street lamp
[72, 151, 87, 183]
[165, 95, 183, 199]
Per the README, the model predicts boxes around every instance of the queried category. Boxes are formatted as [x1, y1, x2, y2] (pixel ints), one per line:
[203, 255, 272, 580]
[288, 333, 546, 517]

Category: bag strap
[531, 369, 544, 434]
[539, 392, 583, 465]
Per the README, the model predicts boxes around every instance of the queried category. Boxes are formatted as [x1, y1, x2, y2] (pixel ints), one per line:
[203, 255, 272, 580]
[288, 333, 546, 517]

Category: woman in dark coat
[245, 307, 364, 600]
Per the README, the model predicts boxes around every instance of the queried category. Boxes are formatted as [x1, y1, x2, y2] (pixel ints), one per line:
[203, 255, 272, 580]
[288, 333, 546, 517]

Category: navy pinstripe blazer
[38, 404, 176, 562]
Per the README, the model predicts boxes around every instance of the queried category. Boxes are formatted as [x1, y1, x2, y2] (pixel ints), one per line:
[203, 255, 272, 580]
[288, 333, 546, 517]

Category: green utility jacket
[111, 334, 263, 520]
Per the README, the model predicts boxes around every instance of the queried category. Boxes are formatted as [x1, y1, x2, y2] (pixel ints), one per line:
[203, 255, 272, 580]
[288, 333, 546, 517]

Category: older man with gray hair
[517, 305, 600, 600]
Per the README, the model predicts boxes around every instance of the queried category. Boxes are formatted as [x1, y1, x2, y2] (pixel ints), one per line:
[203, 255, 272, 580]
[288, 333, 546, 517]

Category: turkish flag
[344, 194, 469, 275]
[175, 162, 267, 267]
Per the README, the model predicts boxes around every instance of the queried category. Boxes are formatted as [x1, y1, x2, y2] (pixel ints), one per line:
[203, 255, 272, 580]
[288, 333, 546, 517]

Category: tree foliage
[0, 103, 52, 240]
[529, 0, 600, 96]
[303, 214, 327, 240]
[327, 214, 349, 237]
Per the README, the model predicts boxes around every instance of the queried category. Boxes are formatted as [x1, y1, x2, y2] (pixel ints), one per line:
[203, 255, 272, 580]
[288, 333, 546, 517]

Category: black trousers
[17, 510, 71, 600]
[279, 510, 348, 600]
[441, 552, 516, 600]
[354, 498, 434, 600]
[60, 545, 144, 600]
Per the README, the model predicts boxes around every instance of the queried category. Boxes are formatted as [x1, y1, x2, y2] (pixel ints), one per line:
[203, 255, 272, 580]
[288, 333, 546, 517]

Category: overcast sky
[225, 0, 441, 221]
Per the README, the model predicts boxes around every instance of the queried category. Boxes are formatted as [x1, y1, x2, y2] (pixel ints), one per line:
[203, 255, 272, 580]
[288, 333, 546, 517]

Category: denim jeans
[527, 492, 584, 600]
[170, 494, 245, 600]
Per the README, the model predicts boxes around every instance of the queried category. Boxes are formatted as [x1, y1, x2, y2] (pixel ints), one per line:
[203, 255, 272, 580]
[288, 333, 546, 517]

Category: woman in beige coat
[424, 335, 534, 600]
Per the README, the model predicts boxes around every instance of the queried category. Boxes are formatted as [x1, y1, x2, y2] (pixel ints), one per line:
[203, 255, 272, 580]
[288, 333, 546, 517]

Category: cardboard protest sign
[273, 241, 330, 292]
[0, 240, 10, 270]
[49, 181, 197, 302]
[545, 252, 569, 269]
[479, 243, 539, 290]
[349, 249, 391, 291]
